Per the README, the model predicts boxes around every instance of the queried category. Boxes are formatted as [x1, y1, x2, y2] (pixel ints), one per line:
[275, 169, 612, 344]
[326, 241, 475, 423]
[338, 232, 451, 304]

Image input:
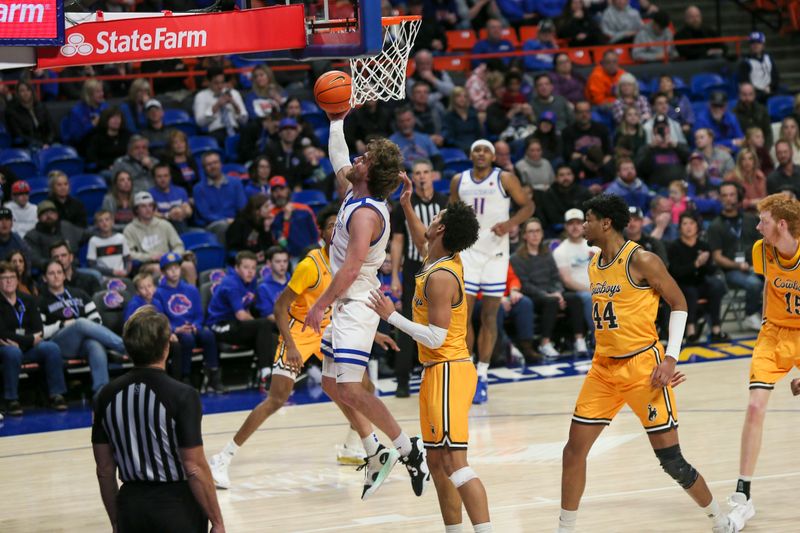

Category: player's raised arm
[327, 110, 353, 197]
[449, 171, 462, 203]
[398, 172, 429, 259]
[494, 171, 535, 236]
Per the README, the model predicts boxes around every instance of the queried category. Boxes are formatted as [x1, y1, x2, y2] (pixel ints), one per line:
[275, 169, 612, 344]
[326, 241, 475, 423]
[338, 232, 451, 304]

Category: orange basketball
[314, 70, 352, 114]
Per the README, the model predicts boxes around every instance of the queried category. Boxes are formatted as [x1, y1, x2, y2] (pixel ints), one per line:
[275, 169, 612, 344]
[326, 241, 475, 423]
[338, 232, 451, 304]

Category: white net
[349, 17, 421, 107]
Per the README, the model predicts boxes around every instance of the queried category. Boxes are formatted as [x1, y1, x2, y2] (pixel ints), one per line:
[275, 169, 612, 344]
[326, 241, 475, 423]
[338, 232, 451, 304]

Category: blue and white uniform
[457, 167, 511, 297]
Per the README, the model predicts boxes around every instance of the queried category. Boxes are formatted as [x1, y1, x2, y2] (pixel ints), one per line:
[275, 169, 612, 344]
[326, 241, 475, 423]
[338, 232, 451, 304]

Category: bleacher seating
[292, 189, 327, 212]
[690, 73, 728, 101]
[71, 174, 108, 222]
[27, 177, 49, 204]
[0, 148, 38, 179]
[39, 145, 84, 175]
[163, 108, 197, 136]
[767, 94, 794, 121]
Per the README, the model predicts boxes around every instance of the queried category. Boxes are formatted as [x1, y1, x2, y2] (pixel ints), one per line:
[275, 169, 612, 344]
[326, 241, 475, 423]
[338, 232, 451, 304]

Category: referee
[389, 158, 448, 397]
[92, 306, 225, 533]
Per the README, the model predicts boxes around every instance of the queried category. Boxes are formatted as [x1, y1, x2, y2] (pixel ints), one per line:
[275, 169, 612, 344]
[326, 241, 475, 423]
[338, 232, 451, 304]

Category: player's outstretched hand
[650, 357, 677, 389]
[303, 303, 325, 335]
[367, 289, 396, 321]
[670, 371, 687, 388]
[399, 171, 413, 206]
[791, 378, 800, 396]
[375, 332, 400, 351]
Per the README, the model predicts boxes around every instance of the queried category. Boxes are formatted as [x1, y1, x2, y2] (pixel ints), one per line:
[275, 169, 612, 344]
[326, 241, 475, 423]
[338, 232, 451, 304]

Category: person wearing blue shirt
[207, 251, 274, 390]
[389, 107, 442, 171]
[124, 272, 162, 322]
[471, 18, 515, 68]
[156, 252, 224, 393]
[65, 79, 108, 148]
[255, 247, 290, 319]
[268, 176, 320, 257]
[522, 20, 558, 72]
[150, 163, 192, 234]
[193, 152, 247, 245]
[695, 91, 745, 149]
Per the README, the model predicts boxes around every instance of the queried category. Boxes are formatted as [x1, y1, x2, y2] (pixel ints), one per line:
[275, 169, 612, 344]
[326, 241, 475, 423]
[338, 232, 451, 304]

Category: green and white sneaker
[358, 444, 400, 500]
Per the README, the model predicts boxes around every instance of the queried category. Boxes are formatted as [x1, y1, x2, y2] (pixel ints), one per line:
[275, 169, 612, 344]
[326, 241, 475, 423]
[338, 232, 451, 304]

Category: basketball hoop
[348, 15, 421, 107]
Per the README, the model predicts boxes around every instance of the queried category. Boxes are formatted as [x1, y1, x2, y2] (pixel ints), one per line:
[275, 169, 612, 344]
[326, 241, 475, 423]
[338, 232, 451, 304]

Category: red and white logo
[60, 33, 92, 57]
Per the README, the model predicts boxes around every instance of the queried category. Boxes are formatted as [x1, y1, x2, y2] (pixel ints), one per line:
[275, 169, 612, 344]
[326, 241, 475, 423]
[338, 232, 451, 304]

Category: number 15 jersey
[588, 241, 660, 357]
[753, 239, 800, 328]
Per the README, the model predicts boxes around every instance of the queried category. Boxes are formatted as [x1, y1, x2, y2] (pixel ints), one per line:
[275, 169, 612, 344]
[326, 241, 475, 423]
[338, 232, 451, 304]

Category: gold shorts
[419, 360, 477, 449]
[273, 319, 322, 380]
[749, 321, 800, 390]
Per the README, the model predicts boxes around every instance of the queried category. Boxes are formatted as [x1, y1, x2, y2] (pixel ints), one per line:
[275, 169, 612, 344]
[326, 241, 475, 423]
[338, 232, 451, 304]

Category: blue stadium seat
[433, 179, 451, 194]
[0, 148, 38, 179]
[440, 147, 470, 165]
[224, 134, 240, 162]
[690, 74, 726, 101]
[0, 122, 11, 149]
[188, 136, 221, 160]
[189, 243, 227, 272]
[767, 95, 794, 122]
[163, 108, 197, 136]
[649, 76, 688, 96]
[222, 163, 248, 180]
[181, 230, 220, 249]
[39, 145, 85, 175]
[591, 110, 614, 133]
[536, 0, 567, 18]
[300, 100, 321, 115]
[59, 116, 71, 144]
[27, 176, 49, 204]
[444, 159, 472, 174]
[302, 112, 328, 129]
[291, 190, 327, 211]
[315, 127, 330, 146]
[71, 174, 108, 222]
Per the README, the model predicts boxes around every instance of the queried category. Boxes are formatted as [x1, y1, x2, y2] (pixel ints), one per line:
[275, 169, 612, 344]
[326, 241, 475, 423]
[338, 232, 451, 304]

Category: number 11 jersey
[588, 240, 660, 358]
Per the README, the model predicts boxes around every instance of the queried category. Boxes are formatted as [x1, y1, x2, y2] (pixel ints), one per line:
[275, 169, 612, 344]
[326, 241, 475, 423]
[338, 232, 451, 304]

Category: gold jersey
[413, 254, 469, 364]
[287, 247, 332, 328]
[588, 240, 660, 357]
[753, 239, 800, 329]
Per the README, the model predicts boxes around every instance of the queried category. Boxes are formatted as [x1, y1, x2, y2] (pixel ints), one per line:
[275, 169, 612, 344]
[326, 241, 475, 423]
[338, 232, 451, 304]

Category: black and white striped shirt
[91, 368, 203, 483]
[391, 192, 449, 263]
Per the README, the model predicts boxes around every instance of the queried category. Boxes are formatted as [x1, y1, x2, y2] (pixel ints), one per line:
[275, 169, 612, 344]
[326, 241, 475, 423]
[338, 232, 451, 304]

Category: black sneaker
[399, 436, 430, 496]
[710, 331, 731, 343]
[395, 382, 410, 398]
[6, 400, 23, 416]
[50, 395, 67, 411]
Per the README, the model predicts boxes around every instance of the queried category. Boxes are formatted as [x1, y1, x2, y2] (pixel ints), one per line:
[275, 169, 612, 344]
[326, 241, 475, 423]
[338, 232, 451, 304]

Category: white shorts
[320, 299, 379, 383]
[461, 247, 508, 297]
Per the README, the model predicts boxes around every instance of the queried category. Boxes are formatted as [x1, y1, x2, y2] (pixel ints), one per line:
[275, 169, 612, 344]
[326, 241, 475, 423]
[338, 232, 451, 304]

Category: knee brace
[655, 444, 698, 489]
[449, 466, 478, 488]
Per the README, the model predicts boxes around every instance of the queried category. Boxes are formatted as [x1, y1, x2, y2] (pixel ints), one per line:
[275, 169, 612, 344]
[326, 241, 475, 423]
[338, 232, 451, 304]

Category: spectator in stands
[244, 64, 285, 119]
[255, 246, 290, 320]
[239, 109, 281, 164]
[539, 165, 592, 226]
[390, 106, 443, 170]
[552, 209, 594, 337]
[344, 100, 393, 155]
[207, 251, 274, 389]
[667, 179, 691, 223]
[407, 49, 456, 106]
[0, 260, 67, 416]
[493, 140, 517, 174]
[766, 140, 800, 194]
[558, 0, 604, 48]
[406, 0, 448, 52]
[601, 0, 642, 44]
[611, 73, 652, 125]
[562, 101, 612, 162]
[163, 130, 200, 193]
[409, 81, 445, 147]
[744, 126, 774, 174]
[156, 252, 225, 392]
[25, 201, 86, 271]
[465, 63, 496, 113]
[442, 87, 484, 154]
[269, 176, 319, 258]
[695, 127, 734, 180]
[695, 91, 745, 149]
[141, 99, 169, 149]
[124, 272, 157, 323]
[47, 171, 87, 229]
[150, 163, 192, 234]
[644, 195, 679, 242]
[486, 78, 536, 141]
[644, 93, 687, 145]
[530, 74, 574, 131]
[5, 80, 55, 149]
[635, 114, 691, 189]
[49, 240, 100, 295]
[512, 217, 589, 358]
[193, 152, 246, 245]
[632, 10, 677, 62]
[738, 32, 779, 103]
[674, 5, 725, 59]
[119, 79, 151, 133]
[707, 182, 762, 330]
[549, 53, 586, 105]
[264, 118, 315, 189]
[0, 207, 31, 264]
[657, 76, 695, 137]
[7, 250, 36, 296]
[521, 19, 558, 72]
[110, 135, 160, 193]
[283, 97, 321, 148]
[531, 111, 564, 163]
[734, 83, 773, 149]
[124, 191, 196, 284]
[65, 78, 108, 149]
[586, 50, 626, 106]
[193, 67, 248, 147]
[516, 138, 555, 191]
[614, 106, 647, 158]
[771, 117, 800, 166]
[686, 152, 719, 199]
[87, 209, 131, 278]
[101, 170, 135, 229]
[226, 193, 275, 262]
[496, 0, 538, 28]
[39, 259, 125, 396]
[605, 157, 652, 205]
[667, 212, 729, 343]
[624, 206, 668, 262]
[723, 148, 765, 211]
[497, 264, 539, 363]
[86, 107, 131, 172]
[471, 18, 515, 68]
[4, 181, 36, 238]
[244, 155, 273, 198]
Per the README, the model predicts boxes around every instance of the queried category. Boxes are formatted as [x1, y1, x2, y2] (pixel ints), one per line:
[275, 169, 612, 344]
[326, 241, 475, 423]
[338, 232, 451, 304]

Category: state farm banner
[0, 0, 64, 46]
[37, 5, 306, 68]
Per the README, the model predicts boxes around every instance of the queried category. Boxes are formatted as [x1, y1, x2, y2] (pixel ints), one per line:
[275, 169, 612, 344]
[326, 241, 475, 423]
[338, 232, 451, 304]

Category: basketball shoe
[727, 492, 754, 530]
[336, 443, 367, 466]
[712, 515, 739, 533]
[358, 444, 400, 500]
[399, 436, 430, 496]
[209, 453, 231, 489]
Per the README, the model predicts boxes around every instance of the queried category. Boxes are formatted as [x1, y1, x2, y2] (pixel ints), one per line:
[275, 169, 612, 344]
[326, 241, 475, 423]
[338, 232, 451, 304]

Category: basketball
[314, 70, 352, 114]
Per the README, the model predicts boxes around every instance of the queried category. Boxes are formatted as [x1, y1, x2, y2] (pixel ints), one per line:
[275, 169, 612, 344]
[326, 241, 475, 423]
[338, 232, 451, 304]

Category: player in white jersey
[304, 112, 430, 501]
[450, 140, 534, 404]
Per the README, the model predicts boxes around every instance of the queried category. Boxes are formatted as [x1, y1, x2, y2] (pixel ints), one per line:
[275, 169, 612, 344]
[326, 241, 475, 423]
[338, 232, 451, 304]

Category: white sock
[476, 361, 489, 379]
[444, 524, 463, 533]
[559, 509, 577, 530]
[703, 499, 726, 525]
[473, 522, 492, 533]
[362, 432, 380, 456]
[393, 431, 413, 457]
[222, 440, 239, 458]
[259, 367, 271, 379]
[738, 475, 752, 481]
[345, 428, 362, 449]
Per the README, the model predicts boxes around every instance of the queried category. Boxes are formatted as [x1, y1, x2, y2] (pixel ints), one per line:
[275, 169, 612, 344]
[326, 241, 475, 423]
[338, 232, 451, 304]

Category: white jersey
[457, 167, 510, 255]
[330, 190, 390, 301]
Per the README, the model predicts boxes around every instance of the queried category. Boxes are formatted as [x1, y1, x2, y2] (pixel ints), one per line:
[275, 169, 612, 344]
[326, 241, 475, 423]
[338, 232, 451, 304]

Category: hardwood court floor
[2, 357, 800, 532]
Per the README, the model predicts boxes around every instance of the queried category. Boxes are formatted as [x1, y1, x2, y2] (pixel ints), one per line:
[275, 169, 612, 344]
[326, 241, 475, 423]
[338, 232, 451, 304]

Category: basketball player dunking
[304, 112, 429, 500]
[727, 194, 800, 530]
[558, 194, 736, 533]
[450, 140, 534, 404]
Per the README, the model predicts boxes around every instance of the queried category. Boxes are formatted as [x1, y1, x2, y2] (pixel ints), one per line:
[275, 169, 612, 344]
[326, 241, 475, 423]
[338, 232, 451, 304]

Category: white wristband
[665, 310, 688, 360]
[387, 311, 447, 349]
[328, 119, 351, 174]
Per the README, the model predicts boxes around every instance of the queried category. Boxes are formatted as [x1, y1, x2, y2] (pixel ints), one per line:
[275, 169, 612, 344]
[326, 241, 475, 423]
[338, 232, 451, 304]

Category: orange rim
[381, 15, 422, 26]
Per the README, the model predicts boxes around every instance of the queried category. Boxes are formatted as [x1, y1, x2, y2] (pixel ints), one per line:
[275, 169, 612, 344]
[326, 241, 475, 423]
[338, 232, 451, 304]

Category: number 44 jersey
[588, 241, 660, 358]
[753, 239, 800, 327]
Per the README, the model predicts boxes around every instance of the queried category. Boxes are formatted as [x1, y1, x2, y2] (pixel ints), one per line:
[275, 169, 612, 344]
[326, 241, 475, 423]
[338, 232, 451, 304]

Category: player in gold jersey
[727, 194, 800, 530]
[369, 174, 492, 533]
[209, 207, 398, 489]
[558, 194, 736, 533]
